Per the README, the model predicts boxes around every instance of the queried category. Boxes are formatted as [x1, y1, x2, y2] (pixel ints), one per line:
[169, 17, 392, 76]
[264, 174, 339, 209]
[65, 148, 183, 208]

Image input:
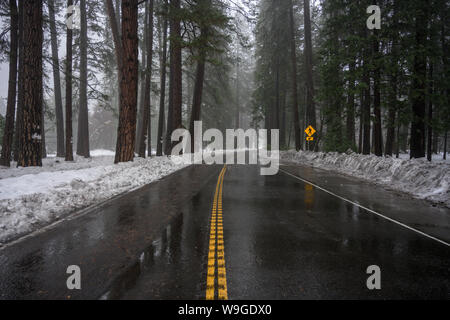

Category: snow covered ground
[0, 150, 188, 244]
[281, 150, 450, 208]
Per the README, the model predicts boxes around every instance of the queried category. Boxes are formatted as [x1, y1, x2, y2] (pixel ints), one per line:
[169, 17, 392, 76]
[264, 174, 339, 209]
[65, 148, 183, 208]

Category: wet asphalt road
[0, 162, 449, 299]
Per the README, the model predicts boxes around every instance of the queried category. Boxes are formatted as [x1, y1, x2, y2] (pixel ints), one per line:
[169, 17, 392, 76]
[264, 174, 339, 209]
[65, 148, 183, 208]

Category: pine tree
[138, 0, 154, 158]
[18, 0, 43, 167]
[167, 0, 182, 154]
[48, 0, 65, 158]
[0, 0, 18, 167]
[65, 0, 74, 161]
[156, 0, 168, 156]
[114, 0, 139, 163]
[77, 0, 90, 158]
[410, 0, 429, 159]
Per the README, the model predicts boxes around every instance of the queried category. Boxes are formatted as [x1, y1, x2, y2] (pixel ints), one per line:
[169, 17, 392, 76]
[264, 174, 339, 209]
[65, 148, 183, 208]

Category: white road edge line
[279, 168, 450, 247]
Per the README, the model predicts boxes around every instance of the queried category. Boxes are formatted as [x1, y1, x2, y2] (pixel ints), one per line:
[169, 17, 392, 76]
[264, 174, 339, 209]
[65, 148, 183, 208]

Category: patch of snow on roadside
[281, 150, 450, 208]
[0, 153, 187, 244]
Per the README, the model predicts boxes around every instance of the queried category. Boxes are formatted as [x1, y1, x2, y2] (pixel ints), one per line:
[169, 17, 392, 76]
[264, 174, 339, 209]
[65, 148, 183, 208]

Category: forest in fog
[0, 0, 448, 168]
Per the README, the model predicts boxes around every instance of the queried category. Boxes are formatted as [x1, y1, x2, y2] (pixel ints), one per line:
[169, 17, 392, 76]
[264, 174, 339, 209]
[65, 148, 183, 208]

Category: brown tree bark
[114, 0, 139, 163]
[48, 0, 65, 158]
[65, 0, 74, 161]
[139, 0, 154, 157]
[0, 0, 18, 167]
[156, 5, 168, 157]
[18, 0, 43, 167]
[288, 0, 301, 151]
[77, 0, 90, 158]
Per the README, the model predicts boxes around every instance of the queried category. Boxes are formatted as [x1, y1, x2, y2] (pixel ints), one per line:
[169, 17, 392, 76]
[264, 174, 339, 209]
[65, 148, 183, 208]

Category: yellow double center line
[206, 165, 228, 300]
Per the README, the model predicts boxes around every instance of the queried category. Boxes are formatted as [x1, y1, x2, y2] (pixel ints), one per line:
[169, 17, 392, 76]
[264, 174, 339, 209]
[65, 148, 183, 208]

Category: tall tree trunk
[385, 81, 397, 156]
[274, 60, 280, 132]
[385, 0, 399, 157]
[106, 0, 123, 71]
[13, 0, 24, 162]
[395, 116, 400, 158]
[41, 99, 46, 158]
[280, 82, 287, 149]
[189, 52, 206, 153]
[65, 0, 74, 161]
[362, 41, 371, 155]
[287, 117, 293, 148]
[157, 6, 168, 157]
[288, 0, 301, 151]
[346, 61, 356, 149]
[18, 0, 43, 167]
[0, 0, 18, 167]
[139, 0, 154, 157]
[187, 0, 212, 152]
[114, 0, 139, 163]
[432, 127, 438, 154]
[372, 28, 382, 156]
[410, 1, 428, 159]
[427, 63, 433, 161]
[77, 0, 90, 158]
[135, 2, 148, 154]
[115, 0, 121, 31]
[441, 9, 448, 159]
[48, 0, 65, 158]
[235, 56, 239, 128]
[168, 0, 182, 154]
[358, 88, 363, 153]
[444, 131, 447, 160]
[303, 0, 316, 151]
[385, 44, 398, 157]
[105, 0, 122, 124]
[164, 50, 174, 156]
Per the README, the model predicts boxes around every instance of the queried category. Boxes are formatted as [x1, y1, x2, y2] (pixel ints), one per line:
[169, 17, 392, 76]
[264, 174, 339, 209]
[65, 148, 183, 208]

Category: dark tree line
[0, 0, 100, 166]
[253, 0, 449, 160]
[0, 0, 235, 167]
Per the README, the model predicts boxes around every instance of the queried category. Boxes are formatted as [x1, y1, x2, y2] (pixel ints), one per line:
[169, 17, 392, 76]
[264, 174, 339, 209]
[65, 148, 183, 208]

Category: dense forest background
[0, 0, 448, 168]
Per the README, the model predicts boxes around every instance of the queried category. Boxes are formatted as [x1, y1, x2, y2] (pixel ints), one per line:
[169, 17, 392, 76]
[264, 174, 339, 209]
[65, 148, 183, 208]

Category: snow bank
[281, 150, 450, 208]
[0, 152, 188, 244]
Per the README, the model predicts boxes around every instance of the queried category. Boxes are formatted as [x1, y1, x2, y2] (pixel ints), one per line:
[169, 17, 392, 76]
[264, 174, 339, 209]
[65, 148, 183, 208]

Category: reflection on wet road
[0, 163, 449, 299]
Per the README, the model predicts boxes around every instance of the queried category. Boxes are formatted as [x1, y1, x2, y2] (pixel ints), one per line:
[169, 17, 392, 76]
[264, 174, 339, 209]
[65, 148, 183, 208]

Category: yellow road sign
[305, 126, 316, 139]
